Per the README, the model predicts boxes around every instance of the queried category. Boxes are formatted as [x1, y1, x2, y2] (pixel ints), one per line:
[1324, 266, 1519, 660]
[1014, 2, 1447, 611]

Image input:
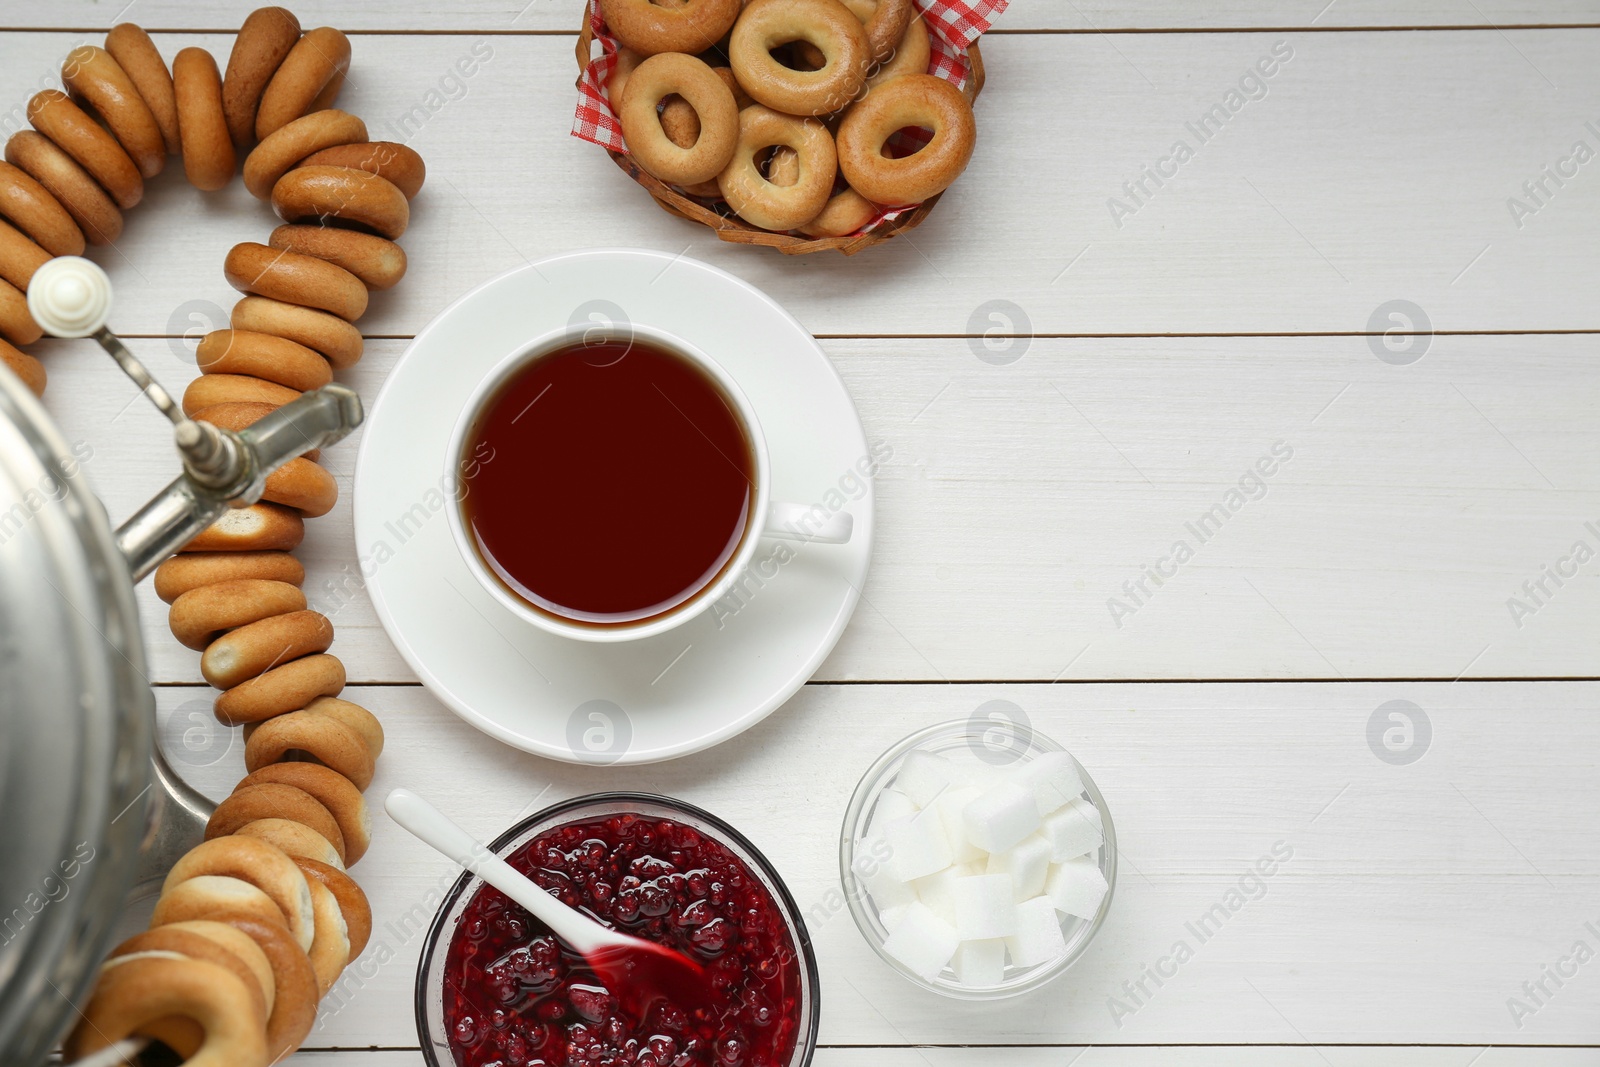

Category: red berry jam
[443, 813, 804, 1067]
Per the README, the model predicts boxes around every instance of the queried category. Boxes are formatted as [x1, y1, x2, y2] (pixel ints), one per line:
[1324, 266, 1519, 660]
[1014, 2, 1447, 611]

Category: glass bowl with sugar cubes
[839, 719, 1116, 999]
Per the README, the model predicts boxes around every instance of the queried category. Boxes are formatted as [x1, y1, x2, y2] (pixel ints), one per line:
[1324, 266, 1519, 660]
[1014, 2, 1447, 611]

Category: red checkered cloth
[571, 0, 1007, 234]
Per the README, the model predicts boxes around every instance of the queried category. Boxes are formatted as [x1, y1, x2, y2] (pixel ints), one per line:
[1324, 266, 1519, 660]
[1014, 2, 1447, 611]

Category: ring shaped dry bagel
[61, 45, 166, 178]
[599, 0, 742, 56]
[837, 73, 975, 204]
[0, 281, 41, 347]
[154, 550, 305, 604]
[182, 372, 301, 416]
[245, 709, 376, 791]
[731, 0, 871, 117]
[168, 577, 306, 650]
[223, 6, 303, 146]
[201, 609, 334, 689]
[300, 877, 350, 995]
[270, 165, 410, 240]
[206, 915, 319, 1062]
[231, 295, 364, 368]
[157, 920, 278, 1016]
[162, 837, 317, 952]
[237, 818, 345, 870]
[26, 90, 143, 209]
[618, 53, 738, 186]
[237, 763, 372, 864]
[800, 186, 877, 237]
[225, 240, 369, 321]
[62, 954, 267, 1067]
[196, 328, 333, 392]
[173, 47, 238, 191]
[105, 927, 268, 1057]
[860, 0, 914, 62]
[207, 782, 346, 862]
[257, 27, 351, 140]
[243, 108, 367, 199]
[0, 337, 45, 394]
[717, 105, 837, 231]
[152, 875, 288, 933]
[185, 501, 306, 553]
[303, 694, 385, 760]
[213, 652, 346, 725]
[866, 9, 930, 87]
[301, 140, 426, 199]
[5, 131, 123, 244]
[260, 457, 339, 516]
[268, 223, 407, 290]
[293, 856, 371, 958]
[0, 216, 53, 290]
[0, 161, 84, 257]
[106, 23, 181, 155]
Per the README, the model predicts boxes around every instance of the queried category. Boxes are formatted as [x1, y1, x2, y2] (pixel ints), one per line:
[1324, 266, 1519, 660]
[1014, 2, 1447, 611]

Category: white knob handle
[27, 256, 112, 338]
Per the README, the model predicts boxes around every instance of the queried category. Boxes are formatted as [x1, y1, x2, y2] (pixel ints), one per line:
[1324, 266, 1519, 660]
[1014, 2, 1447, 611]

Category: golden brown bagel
[5, 130, 123, 244]
[235, 817, 345, 870]
[0, 279, 41, 346]
[243, 108, 367, 199]
[259, 456, 338, 516]
[168, 577, 306, 650]
[717, 105, 837, 231]
[270, 165, 410, 240]
[244, 709, 375, 791]
[294, 856, 370, 958]
[224, 240, 369, 321]
[201, 609, 334, 689]
[0, 216, 52, 291]
[256, 27, 351, 140]
[162, 836, 317, 952]
[730, 0, 871, 116]
[105, 23, 181, 155]
[185, 501, 305, 553]
[0, 161, 84, 256]
[62, 954, 267, 1067]
[213, 652, 345, 725]
[799, 186, 877, 237]
[181, 372, 301, 416]
[303, 694, 385, 761]
[196, 328, 333, 392]
[836, 73, 975, 204]
[206, 781, 346, 863]
[61, 45, 165, 177]
[104, 925, 268, 1058]
[173, 46, 237, 191]
[154, 550, 305, 604]
[599, 0, 742, 55]
[300, 140, 426, 199]
[223, 6, 303, 146]
[618, 53, 738, 186]
[26, 89, 143, 209]
[0, 336, 45, 395]
[205, 914, 318, 1062]
[230, 295, 363, 369]
[151, 875, 287, 933]
[149, 920, 278, 1017]
[269, 223, 406, 289]
[236, 762, 371, 864]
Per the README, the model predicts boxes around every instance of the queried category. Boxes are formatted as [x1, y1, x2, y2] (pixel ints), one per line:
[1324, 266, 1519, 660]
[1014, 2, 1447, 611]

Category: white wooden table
[7, 1, 1599, 1062]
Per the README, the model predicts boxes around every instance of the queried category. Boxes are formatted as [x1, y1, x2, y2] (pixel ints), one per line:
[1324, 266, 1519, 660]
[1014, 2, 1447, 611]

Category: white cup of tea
[444, 322, 853, 643]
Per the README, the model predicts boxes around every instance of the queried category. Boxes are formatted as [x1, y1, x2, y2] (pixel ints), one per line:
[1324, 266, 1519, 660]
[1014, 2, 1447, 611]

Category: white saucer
[354, 249, 874, 765]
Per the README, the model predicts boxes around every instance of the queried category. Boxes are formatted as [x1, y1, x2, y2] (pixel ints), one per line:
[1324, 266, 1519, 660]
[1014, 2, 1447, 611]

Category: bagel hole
[656, 94, 701, 148]
[135, 1041, 186, 1067]
[772, 41, 827, 71]
[279, 748, 331, 771]
[758, 146, 802, 187]
[283, 212, 391, 239]
[885, 126, 936, 158]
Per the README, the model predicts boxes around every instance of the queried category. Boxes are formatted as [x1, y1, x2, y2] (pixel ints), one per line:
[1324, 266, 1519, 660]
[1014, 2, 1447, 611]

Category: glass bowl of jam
[416, 793, 820, 1067]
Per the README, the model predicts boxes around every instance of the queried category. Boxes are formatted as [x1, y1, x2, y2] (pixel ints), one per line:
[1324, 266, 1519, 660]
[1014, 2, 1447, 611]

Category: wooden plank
[39, 334, 1600, 685]
[155, 681, 1600, 1047]
[0, 31, 1595, 335]
[2, 1, 1597, 32]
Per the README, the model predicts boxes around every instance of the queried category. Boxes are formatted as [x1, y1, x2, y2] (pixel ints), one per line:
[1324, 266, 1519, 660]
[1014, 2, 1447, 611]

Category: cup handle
[764, 501, 854, 544]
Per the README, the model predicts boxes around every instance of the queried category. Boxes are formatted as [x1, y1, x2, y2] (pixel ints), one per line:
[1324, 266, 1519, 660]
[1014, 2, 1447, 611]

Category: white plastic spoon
[384, 788, 712, 1020]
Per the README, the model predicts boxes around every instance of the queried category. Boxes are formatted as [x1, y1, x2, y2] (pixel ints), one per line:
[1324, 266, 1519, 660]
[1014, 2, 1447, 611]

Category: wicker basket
[574, 4, 985, 256]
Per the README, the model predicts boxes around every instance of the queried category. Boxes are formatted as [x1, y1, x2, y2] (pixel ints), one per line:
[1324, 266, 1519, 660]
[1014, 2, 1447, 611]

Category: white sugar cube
[986, 833, 1051, 900]
[862, 858, 917, 913]
[1046, 855, 1109, 919]
[1039, 798, 1103, 862]
[962, 782, 1040, 853]
[934, 786, 985, 864]
[952, 873, 1018, 939]
[913, 866, 961, 925]
[896, 750, 958, 807]
[1005, 896, 1068, 968]
[1015, 752, 1084, 814]
[882, 901, 960, 981]
[952, 938, 1007, 987]
[884, 809, 952, 881]
[879, 903, 910, 932]
[866, 788, 918, 838]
